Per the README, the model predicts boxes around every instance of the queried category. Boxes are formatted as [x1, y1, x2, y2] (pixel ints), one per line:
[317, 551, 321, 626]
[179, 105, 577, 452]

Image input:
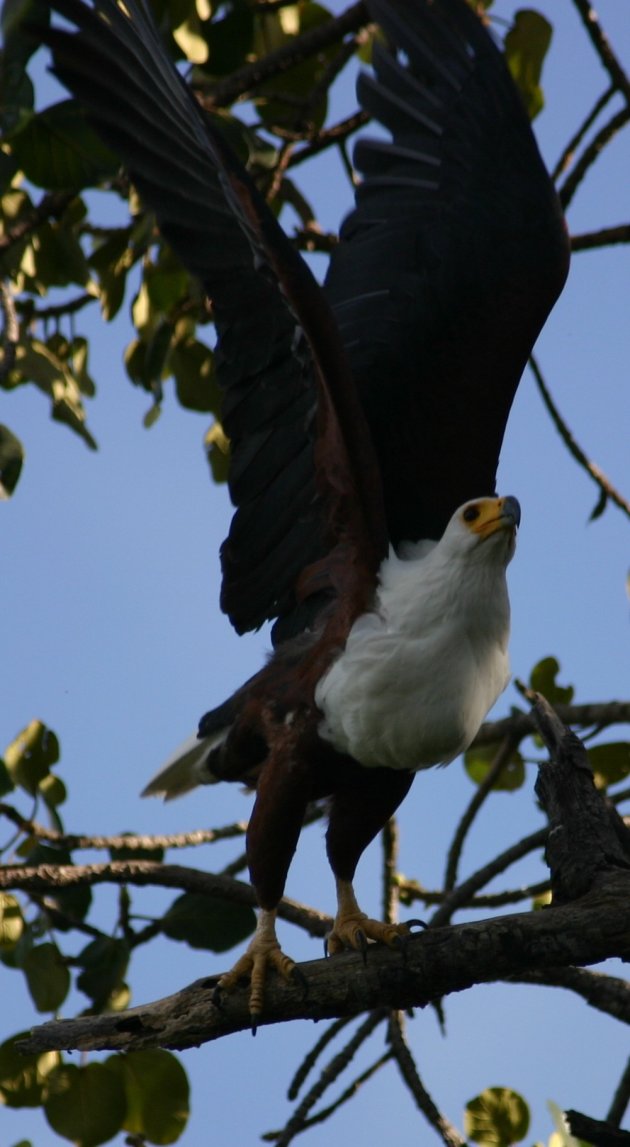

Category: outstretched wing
[44, 0, 387, 642]
[325, 0, 570, 545]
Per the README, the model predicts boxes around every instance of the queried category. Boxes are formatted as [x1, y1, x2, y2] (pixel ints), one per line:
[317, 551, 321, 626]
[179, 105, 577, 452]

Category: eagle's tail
[141, 728, 228, 801]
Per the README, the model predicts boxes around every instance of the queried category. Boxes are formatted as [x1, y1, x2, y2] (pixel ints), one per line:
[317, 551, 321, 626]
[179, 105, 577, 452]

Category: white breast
[315, 536, 511, 770]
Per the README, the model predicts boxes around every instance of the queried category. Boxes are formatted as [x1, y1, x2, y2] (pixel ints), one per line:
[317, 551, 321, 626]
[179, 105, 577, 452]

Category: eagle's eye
[463, 505, 480, 522]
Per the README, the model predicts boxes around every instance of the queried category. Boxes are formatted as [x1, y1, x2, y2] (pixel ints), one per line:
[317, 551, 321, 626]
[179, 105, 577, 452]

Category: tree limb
[17, 873, 630, 1052]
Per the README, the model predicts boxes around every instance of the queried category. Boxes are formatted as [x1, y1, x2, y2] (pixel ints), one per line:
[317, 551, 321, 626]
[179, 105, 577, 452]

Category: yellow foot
[213, 909, 300, 1028]
[326, 910, 409, 956]
[326, 877, 424, 958]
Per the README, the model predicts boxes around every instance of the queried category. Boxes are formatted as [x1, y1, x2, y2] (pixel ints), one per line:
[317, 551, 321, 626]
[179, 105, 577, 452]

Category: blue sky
[2, 1, 629, 1144]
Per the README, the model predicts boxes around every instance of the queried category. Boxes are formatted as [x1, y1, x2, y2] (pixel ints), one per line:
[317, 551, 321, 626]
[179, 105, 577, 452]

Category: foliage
[1, 1, 630, 1146]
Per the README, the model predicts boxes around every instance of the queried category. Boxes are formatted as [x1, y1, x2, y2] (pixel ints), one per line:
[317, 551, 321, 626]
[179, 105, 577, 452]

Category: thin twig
[287, 1016, 356, 1100]
[388, 1012, 466, 1147]
[429, 827, 548, 928]
[201, 2, 368, 108]
[529, 355, 630, 521]
[0, 804, 248, 852]
[570, 0, 630, 105]
[443, 735, 521, 893]
[571, 224, 630, 252]
[608, 1057, 630, 1126]
[559, 105, 630, 211]
[0, 861, 332, 937]
[552, 85, 615, 182]
[398, 877, 551, 910]
[269, 1009, 387, 1146]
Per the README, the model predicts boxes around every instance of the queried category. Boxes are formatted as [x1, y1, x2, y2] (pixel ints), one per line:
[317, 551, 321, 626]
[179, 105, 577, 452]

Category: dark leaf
[76, 937, 130, 1008]
[464, 742, 525, 791]
[9, 99, 118, 190]
[162, 891, 256, 953]
[44, 1063, 127, 1147]
[106, 1049, 190, 1144]
[588, 742, 630, 789]
[170, 337, 219, 413]
[529, 656, 574, 705]
[0, 1032, 60, 1108]
[199, 0, 255, 77]
[22, 942, 70, 1013]
[0, 425, 24, 498]
[3, 718, 59, 795]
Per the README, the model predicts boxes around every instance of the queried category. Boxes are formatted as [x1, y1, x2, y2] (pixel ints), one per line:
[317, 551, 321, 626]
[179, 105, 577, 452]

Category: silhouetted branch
[608, 1057, 630, 1126]
[559, 105, 630, 210]
[566, 1110, 630, 1147]
[552, 85, 615, 182]
[529, 355, 630, 521]
[202, 2, 368, 108]
[571, 0, 630, 105]
[572, 224, 630, 252]
[388, 1011, 466, 1147]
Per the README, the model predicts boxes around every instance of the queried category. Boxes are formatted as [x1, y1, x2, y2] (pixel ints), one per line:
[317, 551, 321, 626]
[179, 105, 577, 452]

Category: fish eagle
[45, 0, 569, 1019]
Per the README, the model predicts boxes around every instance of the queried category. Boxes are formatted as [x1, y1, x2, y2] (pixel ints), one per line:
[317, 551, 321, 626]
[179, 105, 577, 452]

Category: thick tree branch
[18, 874, 630, 1052]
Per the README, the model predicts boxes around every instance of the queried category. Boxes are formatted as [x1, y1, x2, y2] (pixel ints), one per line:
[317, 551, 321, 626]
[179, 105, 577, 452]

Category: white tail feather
[142, 730, 227, 800]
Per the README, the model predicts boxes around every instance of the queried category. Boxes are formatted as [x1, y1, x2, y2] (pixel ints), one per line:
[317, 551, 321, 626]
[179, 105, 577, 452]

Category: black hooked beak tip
[501, 495, 521, 529]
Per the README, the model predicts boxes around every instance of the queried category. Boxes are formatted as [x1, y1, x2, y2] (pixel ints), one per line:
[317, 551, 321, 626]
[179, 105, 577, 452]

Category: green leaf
[44, 1063, 127, 1147]
[205, 419, 230, 484]
[0, 894, 24, 952]
[3, 719, 59, 795]
[199, 0, 255, 77]
[170, 337, 219, 413]
[464, 742, 525, 791]
[0, 758, 14, 796]
[254, 3, 335, 132]
[0, 1032, 60, 1108]
[504, 10, 552, 120]
[529, 657, 574, 705]
[464, 1086, 530, 1146]
[23, 942, 70, 1013]
[106, 1049, 190, 1144]
[9, 99, 118, 190]
[76, 937, 130, 1008]
[588, 742, 630, 789]
[162, 891, 256, 953]
[13, 339, 98, 449]
[0, 425, 24, 498]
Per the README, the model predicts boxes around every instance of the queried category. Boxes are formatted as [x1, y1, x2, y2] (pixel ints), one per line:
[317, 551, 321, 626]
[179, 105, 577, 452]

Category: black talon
[406, 918, 427, 932]
[356, 929, 368, 963]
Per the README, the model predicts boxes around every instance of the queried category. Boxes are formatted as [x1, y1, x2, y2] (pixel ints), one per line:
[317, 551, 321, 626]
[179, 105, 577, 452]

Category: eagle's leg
[215, 734, 310, 1021]
[215, 907, 295, 1021]
[325, 766, 414, 956]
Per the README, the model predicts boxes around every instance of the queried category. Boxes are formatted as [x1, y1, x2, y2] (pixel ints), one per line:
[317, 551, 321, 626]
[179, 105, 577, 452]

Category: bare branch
[443, 734, 521, 892]
[570, 0, 630, 105]
[0, 281, 19, 381]
[18, 872, 630, 1052]
[608, 1057, 630, 1126]
[388, 1011, 466, 1147]
[201, 2, 368, 109]
[572, 224, 630, 251]
[0, 860, 331, 938]
[510, 966, 630, 1027]
[0, 804, 248, 852]
[475, 700, 630, 747]
[529, 356, 630, 522]
[552, 84, 615, 182]
[559, 105, 630, 211]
